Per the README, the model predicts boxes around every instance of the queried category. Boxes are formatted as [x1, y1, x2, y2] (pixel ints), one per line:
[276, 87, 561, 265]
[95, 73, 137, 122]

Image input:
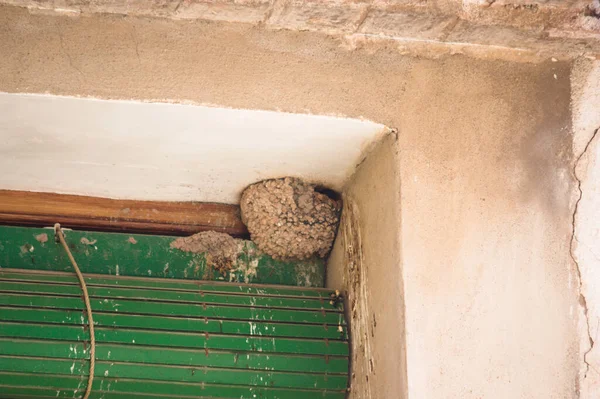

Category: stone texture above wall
[1, 0, 599, 61]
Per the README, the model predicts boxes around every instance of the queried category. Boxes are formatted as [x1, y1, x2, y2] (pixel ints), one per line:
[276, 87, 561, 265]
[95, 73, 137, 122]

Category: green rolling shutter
[0, 269, 349, 399]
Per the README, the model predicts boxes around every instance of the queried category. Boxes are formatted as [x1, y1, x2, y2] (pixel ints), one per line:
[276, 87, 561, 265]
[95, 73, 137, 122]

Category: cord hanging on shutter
[54, 223, 96, 399]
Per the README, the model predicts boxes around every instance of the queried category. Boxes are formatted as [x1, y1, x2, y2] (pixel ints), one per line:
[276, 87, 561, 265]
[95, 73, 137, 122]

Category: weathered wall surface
[1, 0, 599, 61]
[0, 6, 589, 398]
[328, 133, 406, 399]
[397, 53, 580, 399]
[572, 59, 600, 398]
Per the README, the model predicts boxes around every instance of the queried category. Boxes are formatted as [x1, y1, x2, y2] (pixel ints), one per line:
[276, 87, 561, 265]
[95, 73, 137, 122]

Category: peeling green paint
[0, 226, 325, 287]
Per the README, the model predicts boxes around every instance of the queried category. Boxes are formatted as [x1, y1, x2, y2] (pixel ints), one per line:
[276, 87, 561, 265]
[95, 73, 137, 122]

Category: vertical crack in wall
[571, 126, 599, 384]
[56, 25, 84, 78]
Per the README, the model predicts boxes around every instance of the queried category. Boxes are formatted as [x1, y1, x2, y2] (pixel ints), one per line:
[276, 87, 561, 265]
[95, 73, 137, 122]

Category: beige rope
[54, 223, 95, 399]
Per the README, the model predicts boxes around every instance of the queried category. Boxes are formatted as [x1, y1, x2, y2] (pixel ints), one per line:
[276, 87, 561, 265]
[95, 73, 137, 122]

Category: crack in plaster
[353, 4, 371, 34]
[130, 22, 141, 65]
[571, 126, 600, 384]
[173, 0, 184, 13]
[56, 25, 84, 78]
[261, 0, 278, 25]
[439, 16, 461, 41]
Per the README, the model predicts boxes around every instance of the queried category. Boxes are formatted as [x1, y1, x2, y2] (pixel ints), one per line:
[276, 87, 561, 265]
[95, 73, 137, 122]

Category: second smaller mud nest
[240, 177, 341, 260]
[170, 231, 239, 276]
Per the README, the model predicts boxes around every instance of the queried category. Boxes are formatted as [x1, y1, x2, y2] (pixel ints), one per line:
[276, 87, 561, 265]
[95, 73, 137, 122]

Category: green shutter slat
[0, 293, 343, 324]
[0, 322, 348, 356]
[0, 373, 347, 399]
[0, 388, 172, 399]
[0, 387, 185, 399]
[2, 389, 297, 399]
[0, 281, 341, 312]
[0, 356, 348, 390]
[0, 339, 350, 374]
[0, 269, 331, 298]
[0, 339, 88, 360]
[0, 307, 348, 340]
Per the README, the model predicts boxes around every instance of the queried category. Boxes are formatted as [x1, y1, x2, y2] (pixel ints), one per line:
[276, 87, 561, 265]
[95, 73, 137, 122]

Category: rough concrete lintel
[1, 0, 599, 62]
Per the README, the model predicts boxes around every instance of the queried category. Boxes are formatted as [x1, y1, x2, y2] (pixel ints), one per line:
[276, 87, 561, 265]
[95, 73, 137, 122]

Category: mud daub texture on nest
[170, 231, 240, 275]
[240, 177, 341, 261]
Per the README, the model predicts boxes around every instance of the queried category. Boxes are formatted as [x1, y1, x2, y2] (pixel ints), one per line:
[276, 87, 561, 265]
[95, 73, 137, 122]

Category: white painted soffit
[0, 93, 386, 204]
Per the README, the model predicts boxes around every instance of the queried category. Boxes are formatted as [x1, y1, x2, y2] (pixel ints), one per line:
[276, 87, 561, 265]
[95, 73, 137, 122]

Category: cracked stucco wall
[572, 59, 600, 398]
[397, 55, 580, 399]
[0, 6, 591, 398]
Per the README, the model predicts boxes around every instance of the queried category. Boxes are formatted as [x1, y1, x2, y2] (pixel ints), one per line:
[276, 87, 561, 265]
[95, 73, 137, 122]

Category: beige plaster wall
[327, 133, 406, 399]
[328, 56, 580, 398]
[572, 59, 600, 398]
[0, 6, 588, 398]
[396, 53, 580, 399]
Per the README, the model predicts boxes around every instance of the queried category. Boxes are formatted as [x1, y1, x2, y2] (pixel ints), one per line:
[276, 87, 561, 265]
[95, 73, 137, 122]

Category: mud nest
[240, 177, 341, 260]
[170, 231, 240, 276]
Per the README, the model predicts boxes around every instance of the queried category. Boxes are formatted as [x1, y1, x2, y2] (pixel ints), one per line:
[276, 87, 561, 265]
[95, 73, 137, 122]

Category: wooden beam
[0, 190, 248, 237]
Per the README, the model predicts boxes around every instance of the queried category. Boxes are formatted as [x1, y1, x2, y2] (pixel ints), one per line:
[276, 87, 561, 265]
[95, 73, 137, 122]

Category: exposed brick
[0, 0, 82, 12]
[490, 0, 587, 7]
[175, 0, 271, 24]
[446, 19, 548, 48]
[1, 0, 183, 16]
[461, 0, 598, 34]
[370, 0, 426, 5]
[86, 0, 180, 17]
[267, 0, 370, 34]
[371, 0, 464, 17]
[1, 0, 598, 54]
[359, 8, 458, 40]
